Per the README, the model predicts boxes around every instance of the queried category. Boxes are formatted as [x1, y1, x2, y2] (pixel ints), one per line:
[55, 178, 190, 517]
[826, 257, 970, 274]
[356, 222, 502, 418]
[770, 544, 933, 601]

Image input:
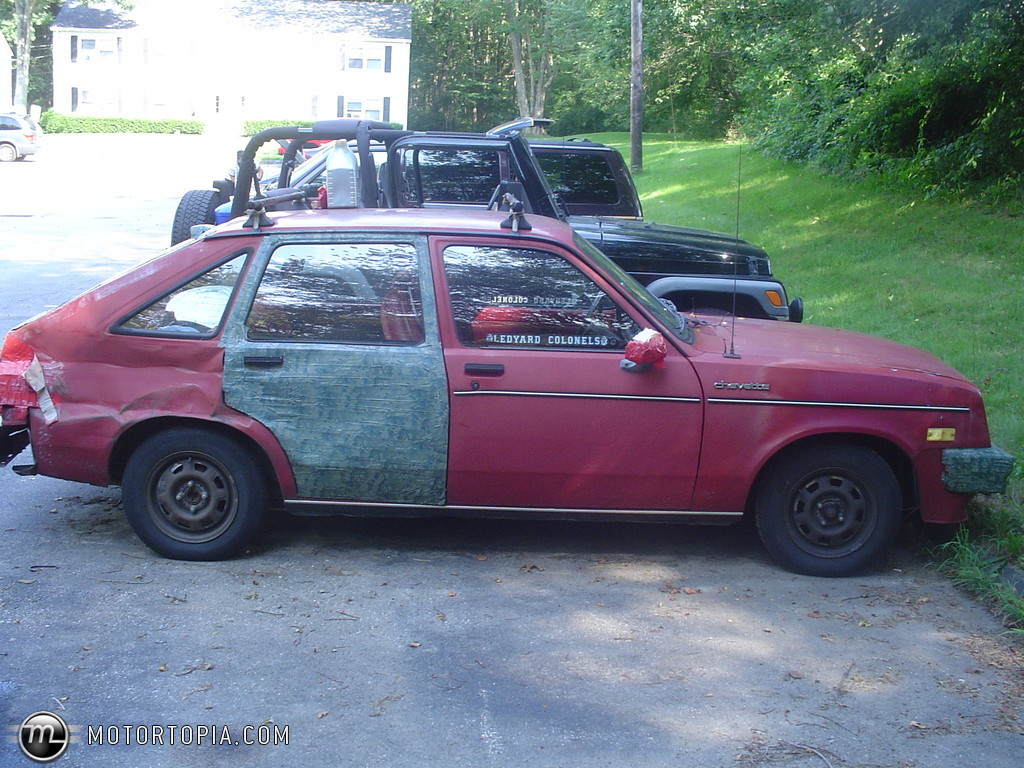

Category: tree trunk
[504, 0, 556, 123]
[507, 14, 531, 117]
[13, 0, 39, 112]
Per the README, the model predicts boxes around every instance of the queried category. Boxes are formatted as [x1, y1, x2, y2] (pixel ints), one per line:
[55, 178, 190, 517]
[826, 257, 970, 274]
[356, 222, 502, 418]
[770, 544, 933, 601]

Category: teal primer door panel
[221, 235, 448, 504]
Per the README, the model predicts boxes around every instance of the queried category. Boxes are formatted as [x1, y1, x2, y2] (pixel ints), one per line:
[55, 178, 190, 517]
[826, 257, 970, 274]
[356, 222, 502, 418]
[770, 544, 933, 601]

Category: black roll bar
[229, 119, 408, 219]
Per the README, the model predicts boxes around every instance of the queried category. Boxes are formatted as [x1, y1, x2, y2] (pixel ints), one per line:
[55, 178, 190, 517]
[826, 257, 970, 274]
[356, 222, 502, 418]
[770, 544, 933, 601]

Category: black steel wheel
[170, 188, 220, 245]
[755, 444, 901, 577]
[122, 428, 267, 560]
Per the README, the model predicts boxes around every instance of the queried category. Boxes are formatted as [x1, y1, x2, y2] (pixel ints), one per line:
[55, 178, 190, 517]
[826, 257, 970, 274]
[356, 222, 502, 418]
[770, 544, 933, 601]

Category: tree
[10, 0, 41, 111]
[503, 0, 559, 120]
[408, 0, 514, 130]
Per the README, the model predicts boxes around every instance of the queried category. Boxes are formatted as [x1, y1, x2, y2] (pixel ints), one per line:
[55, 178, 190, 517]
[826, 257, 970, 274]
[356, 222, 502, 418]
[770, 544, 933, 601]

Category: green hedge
[241, 119, 406, 135]
[242, 119, 315, 135]
[38, 113, 205, 134]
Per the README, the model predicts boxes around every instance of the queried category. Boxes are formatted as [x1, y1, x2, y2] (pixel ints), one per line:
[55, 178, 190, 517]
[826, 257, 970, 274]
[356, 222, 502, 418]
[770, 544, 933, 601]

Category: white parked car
[0, 114, 40, 162]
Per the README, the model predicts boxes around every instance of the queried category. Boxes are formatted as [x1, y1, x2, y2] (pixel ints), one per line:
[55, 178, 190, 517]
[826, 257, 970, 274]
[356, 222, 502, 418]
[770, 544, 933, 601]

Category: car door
[433, 236, 705, 512]
[221, 234, 449, 504]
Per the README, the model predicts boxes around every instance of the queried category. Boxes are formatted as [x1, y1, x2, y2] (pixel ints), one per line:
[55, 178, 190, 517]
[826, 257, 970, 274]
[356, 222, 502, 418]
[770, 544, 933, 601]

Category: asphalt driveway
[1, 134, 1021, 767]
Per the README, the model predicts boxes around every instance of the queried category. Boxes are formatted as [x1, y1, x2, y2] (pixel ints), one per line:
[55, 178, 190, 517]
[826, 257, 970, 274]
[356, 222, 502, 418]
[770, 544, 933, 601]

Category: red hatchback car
[0, 207, 1012, 575]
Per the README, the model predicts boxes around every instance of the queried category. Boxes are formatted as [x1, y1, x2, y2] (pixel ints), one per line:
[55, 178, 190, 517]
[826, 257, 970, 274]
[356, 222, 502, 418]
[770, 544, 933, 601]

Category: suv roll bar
[230, 119, 408, 219]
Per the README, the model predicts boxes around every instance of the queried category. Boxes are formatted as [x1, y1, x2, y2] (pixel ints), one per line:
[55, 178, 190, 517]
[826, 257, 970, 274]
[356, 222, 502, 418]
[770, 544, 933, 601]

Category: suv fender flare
[646, 275, 794, 321]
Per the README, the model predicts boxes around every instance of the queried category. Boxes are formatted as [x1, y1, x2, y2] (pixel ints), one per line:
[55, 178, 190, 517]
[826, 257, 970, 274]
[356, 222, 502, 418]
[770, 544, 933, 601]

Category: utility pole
[630, 0, 643, 173]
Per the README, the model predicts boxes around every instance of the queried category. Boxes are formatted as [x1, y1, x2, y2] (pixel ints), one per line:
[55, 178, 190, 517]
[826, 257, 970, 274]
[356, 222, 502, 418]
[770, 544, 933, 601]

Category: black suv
[172, 119, 802, 321]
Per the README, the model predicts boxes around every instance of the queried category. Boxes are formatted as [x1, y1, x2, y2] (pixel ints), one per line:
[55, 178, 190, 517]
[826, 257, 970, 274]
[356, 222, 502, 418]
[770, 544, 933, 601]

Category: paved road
[1, 135, 1022, 767]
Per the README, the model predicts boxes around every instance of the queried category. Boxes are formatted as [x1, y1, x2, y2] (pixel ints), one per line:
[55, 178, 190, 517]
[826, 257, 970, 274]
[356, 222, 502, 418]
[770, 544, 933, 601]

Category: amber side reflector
[765, 290, 783, 307]
[926, 428, 957, 442]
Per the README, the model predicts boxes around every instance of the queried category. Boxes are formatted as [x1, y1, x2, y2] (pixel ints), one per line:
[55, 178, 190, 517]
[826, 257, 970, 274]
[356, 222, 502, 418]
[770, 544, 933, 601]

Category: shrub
[39, 113, 205, 134]
[241, 119, 315, 136]
[240, 119, 406, 136]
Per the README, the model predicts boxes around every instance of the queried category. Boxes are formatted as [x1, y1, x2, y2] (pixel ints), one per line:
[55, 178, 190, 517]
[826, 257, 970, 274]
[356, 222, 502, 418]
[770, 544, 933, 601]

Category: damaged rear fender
[106, 415, 297, 500]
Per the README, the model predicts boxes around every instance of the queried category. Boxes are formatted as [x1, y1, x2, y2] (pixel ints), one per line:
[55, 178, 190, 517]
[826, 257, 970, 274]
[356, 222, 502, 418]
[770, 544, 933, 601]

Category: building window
[341, 99, 383, 121]
[71, 35, 78, 63]
[342, 47, 388, 71]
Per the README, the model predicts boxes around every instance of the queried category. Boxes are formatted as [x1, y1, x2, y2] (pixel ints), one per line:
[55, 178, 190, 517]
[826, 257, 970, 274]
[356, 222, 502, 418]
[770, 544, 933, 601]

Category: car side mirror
[789, 296, 804, 323]
[620, 329, 667, 374]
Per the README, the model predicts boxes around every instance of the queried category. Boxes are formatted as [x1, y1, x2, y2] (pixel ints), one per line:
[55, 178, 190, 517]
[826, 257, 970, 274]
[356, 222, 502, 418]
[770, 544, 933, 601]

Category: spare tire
[171, 189, 220, 245]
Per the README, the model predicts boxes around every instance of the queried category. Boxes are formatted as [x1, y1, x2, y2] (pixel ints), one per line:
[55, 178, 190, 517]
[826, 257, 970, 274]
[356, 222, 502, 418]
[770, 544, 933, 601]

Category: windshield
[572, 233, 693, 344]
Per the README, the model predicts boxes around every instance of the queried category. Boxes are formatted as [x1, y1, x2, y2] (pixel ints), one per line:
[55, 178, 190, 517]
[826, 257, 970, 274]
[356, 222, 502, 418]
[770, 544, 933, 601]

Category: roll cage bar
[228, 118, 566, 221]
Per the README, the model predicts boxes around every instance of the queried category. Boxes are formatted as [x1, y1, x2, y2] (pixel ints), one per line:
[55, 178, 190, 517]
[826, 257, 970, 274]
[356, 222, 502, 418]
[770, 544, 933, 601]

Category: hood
[687, 316, 990, 446]
[568, 216, 772, 278]
[693, 316, 970, 384]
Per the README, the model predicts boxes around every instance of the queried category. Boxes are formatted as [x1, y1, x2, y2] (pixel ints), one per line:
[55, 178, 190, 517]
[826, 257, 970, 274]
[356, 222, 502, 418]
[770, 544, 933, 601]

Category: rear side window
[117, 253, 248, 336]
[246, 243, 423, 344]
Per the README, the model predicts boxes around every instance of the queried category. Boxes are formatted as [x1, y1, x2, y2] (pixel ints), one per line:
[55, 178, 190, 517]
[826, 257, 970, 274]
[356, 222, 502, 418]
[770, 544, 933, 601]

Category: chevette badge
[714, 381, 771, 391]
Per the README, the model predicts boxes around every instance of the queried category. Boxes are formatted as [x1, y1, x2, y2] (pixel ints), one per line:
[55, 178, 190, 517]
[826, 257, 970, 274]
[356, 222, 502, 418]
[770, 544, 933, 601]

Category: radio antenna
[723, 142, 742, 359]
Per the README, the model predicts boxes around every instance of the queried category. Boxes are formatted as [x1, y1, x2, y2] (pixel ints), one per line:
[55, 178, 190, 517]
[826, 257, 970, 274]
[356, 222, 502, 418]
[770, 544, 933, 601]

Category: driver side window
[442, 245, 638, 350]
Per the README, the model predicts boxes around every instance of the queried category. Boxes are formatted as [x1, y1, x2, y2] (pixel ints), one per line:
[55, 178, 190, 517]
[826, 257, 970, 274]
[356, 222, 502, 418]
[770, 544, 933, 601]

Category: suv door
[531, 142, 643, 218]
[433, 236, 704, 512]
[388, 136, 562, 218]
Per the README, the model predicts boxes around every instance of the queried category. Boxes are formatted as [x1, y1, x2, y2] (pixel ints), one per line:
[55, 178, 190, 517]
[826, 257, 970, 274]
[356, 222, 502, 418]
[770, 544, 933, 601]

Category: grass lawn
[588, 133, 1024, 624]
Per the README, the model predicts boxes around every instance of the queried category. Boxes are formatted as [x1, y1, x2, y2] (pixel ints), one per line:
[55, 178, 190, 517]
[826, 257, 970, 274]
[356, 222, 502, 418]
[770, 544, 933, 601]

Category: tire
[754, 444, 901, 577]
[170, 189, 220, 245]
[0, 143, 18, 162]
[122, 428, 268, 560]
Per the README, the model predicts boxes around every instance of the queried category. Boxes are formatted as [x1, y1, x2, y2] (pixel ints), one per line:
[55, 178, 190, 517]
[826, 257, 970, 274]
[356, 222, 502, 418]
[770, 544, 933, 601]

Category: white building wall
[51, 1, 411, 127]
